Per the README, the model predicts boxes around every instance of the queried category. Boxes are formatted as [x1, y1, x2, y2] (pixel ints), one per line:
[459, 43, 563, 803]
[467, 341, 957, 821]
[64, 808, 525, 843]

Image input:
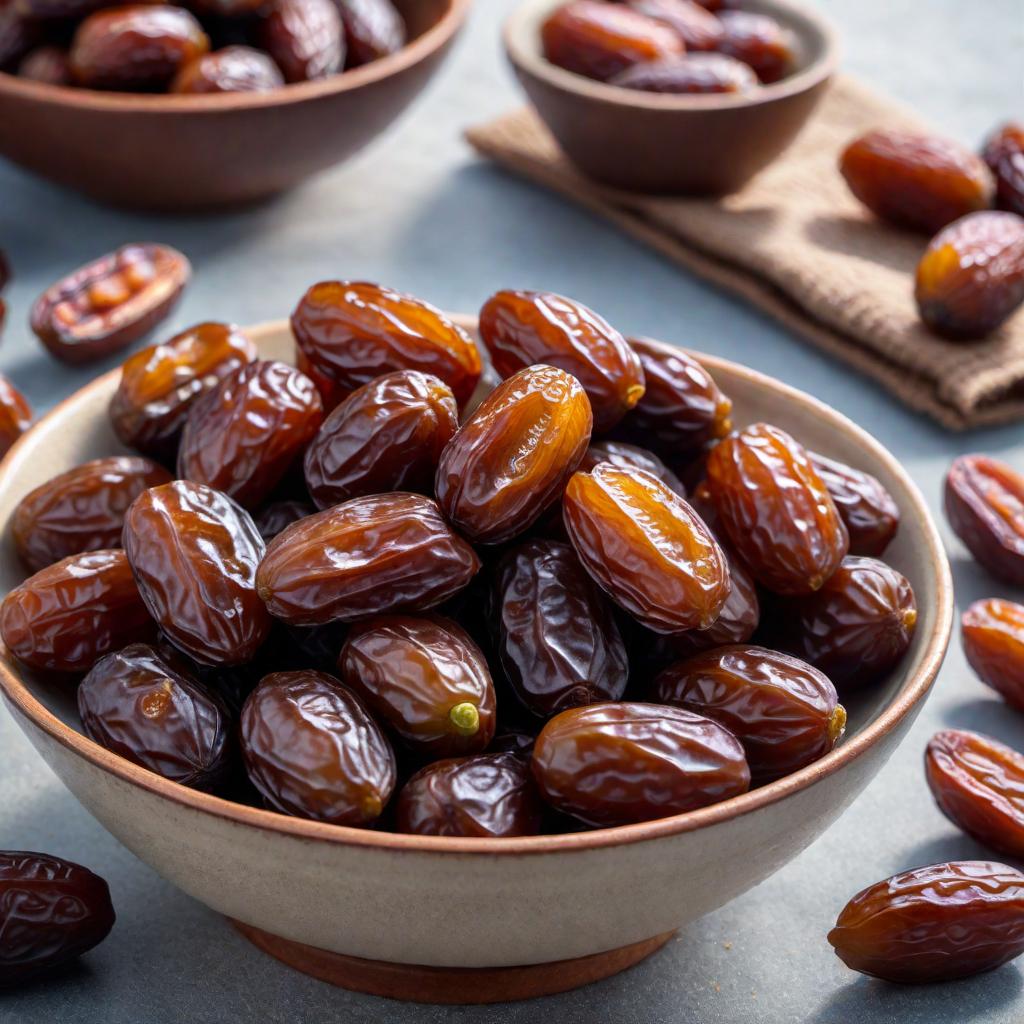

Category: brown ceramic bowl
[0, 0, 470, 211]
[0, 318, 951, 1004]
[504, 0, 838, 194]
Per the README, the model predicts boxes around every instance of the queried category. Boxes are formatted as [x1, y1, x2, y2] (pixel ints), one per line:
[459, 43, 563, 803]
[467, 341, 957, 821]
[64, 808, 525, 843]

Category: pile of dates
[840, 122, 1024, 340]
[0, 279, 920, 846]
[0, 0, 405, 94]
[541, 0, 797, 96]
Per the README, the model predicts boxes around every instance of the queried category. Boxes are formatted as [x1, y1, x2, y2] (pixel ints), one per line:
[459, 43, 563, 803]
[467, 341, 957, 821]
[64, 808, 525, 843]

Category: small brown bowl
[503, 0, 839, 195]
[0, 0, 471, 211]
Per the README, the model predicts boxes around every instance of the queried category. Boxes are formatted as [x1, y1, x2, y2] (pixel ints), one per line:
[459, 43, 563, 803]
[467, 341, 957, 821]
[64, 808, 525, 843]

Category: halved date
[809, 451, 899, 557]
[962, 598, 1024, 710]
[0, 374, 31, 459]
[983, 122, 1024, 218]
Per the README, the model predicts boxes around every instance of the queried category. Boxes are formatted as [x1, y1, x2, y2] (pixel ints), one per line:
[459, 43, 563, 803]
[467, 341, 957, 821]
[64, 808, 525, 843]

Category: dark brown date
[31, 243, 190, 365]
[260, 0, 343, 82]
[563, 462, 729, 632]
[706, 422, 848, 595]
[494, 539, 628, 717]
[435, 364, 593, 545]
[0, 374, 31, 459]
[627, 0, 723, 50]
[478, 290, 645, 433]
[915, 211, 1024, 340]
[171, 44, 284, 92]
[240, 670, 395, 826]
[304, 369, 457, 509]
[983, 122, 1024, 218]
[257, 492, 480, 625]
[714, 10, 793, 83]
[70, 5, 210, 90]
[962, 598, 1024, 711]
[12, 456, 172, 573]
[579, 439, 685, 496]
[809, 451, 899, 557]
[0, 549, 154, 674]
[611, 52, 756, 93]
[15, 0, 126, 16]
[291, 281, 482, 406]
[0, 0, 34, 68]
[828, 861, 1024, 983]
[109, 322, 257, 459]
[18, 45, 72, 85]
[0, 852, 115, 988]
[123, 479, 270, 665]
[339, 615, 496, 757]
[945, 454, 1024, 584]
[531, 702, 750, 827]
[177, 360, 324, 510]
[253, 499, 314, 542]
[651, 645, 845, 782]
[337, 0, 404, 67]
[78, 642, 232, 790]
[395, 752, 542, 838]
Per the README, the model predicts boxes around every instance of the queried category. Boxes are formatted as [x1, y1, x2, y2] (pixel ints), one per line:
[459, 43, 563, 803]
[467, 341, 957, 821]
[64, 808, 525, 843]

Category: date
[627, 0, 723, 51]
[337, 0, 404, 67]
[983, 122, 1024, 218]
[579, 439, 685, 496]
[18, 45, 72, 85]
[962, 598, 1024, 711]
[253, 499, 314, 542]
[611, 52, 756, 93]
[260, 0, 343, 82]
[0, 374, 32, 459]
[809, 451, 899, 557]
[714, 10, 793, 83]
[171, 45, 284, 93]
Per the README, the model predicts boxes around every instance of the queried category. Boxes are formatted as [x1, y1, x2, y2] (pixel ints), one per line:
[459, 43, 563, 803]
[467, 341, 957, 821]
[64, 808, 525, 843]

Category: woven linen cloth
[465, 75, 1024, 431]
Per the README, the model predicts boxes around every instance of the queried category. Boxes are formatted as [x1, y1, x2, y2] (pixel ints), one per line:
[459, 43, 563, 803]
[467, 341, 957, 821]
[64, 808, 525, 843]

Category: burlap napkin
[466, 75, 1024, 431]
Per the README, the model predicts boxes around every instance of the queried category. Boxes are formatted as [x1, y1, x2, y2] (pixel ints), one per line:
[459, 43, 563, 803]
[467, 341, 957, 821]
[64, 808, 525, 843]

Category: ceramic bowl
[0, 0, 470, 211]
[503, 0, 839, 194]
[0, 318, 952, 1004]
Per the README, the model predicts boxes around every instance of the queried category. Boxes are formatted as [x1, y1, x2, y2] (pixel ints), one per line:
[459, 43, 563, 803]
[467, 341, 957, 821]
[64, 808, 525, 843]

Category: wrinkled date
[809, 451, 900, 557]
[109, 321, 257, 458]
[563, 462, 729, 632]
[260, 0, 343, 82]
[651, 645, 845, 782]
[0, 852, 115, 988]
[304, 369, 457, 509]
[983, 122, 1024, 218]
[78, 642, 232, 790]
[257, 492, 480, 625]
[541, 0, 683, 81]
[12, 456, 171, 573]
[0, 374, 32, 459]
[395, 751, 543, 838]
[253, 499, 314, 542]
[435, 364, 593, 545]
[962, 598, 1024, 711]
[31, 243, 190, 365]
[925, 730, 1024, 860]
[177, 360, 324, 509]
[0, 549, 154, 673]
[945, 454, 1024, 584]
[18, 45, 73, 85]
[171, 44, 284, 92]
[494, 539, 629, 717]
[627, 0, 723, 50]
[70, 5, 211, 90]
[338, 615, 496, 758]
[478, 290, 645, 433]
[337, 0, 405, 67]
[840, 129, 994, 234]
[532, 702, 750, 827]
[580, 439, 686, 496]
[296, 347, 349, 411]
[123, 480, 270, 665]
[611, 52, 756, 93]
[240, 670, 396, 826]
[291, 281, 482, 406]
[706, 422, 848, 595]
[714, 10, 793, 83]
[915, 211, 1024, 340]
[828, 861, 1024, 983]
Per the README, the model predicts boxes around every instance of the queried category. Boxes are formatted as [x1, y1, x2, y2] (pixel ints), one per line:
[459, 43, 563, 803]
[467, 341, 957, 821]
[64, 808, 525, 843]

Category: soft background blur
[1, 1, 1023, 1021]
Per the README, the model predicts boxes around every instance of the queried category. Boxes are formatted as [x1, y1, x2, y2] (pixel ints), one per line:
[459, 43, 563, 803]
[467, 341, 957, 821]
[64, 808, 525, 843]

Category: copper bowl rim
[0, 0, 472, 113]
[503, 0, 840, 112]
[0, 316, 953, 858]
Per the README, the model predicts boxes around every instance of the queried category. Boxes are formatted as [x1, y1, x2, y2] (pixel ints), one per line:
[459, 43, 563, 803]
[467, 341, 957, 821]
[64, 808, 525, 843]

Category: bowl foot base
[230, 919, 675, 1004]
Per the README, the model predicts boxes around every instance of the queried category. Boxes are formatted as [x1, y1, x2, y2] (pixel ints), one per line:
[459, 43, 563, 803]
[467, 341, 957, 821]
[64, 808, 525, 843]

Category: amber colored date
[291, 281, 482, 406]
[12, 456, 171, 573]
[339, 616, 496, 757]
[257, 492, 480, 625]
[78, 642, 232, 790]
[962, 598, 1024, 710]
[714, 10, 793, 83]
[260, 0, 343, 82]
[123, 480, 270, 666]
[337, 0, 404, 67]
[809, 451, 899, 557]
[627, 0, 723, 50]
[983, 123, 1024, 218]
[253, 499, 314, 542]
[828, 861, 1024, 983]
[178, 360, 323, 510]
[0, 852, 115, 988]
[17, 45, 72, 85]
[0, 549, 154, 674]
[171, 45, 284, 93]
[31, 243, 190, 365]
[611, 52, 755, 93]
[945, 455, 1024, 584]
[0, 374, 32, 459]
[395, 752, 543, 838]
[532, 702, 750, 827]
[915, 211, 1024, 340]
[840, 129, 995, 235]
[240, 670, 396, 826]
[541, 0, 683, 82]
[304, 369, 457, 509]
[109, 321, 256, 458]
[579, 440, 685, 496]
[295, 347, 348, 411]
[436, 364, 593, 545]
[563, 462, 729, 632]
[478, 290, 645, 433]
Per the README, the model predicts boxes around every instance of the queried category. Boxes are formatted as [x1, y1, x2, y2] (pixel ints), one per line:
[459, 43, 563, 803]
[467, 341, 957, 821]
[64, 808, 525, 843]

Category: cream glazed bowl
[0, 317, 953, 1004]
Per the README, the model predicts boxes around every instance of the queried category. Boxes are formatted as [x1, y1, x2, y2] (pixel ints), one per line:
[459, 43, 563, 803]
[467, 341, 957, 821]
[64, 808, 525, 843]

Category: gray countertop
[2, 1, 1024, 1020]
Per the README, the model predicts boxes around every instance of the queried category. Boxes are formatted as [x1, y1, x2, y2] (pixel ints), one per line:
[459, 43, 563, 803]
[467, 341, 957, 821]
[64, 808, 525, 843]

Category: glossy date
[337, 0, 405, 67]
[808, 451, 899, 557]
[983, 122, 1024, 218]
[0, 374, 32, 459]
[962, 598, 1024, 711]
[171, 44, 284, 92]
[260, 0, 343, 82]
[611, 52, 756, 93]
